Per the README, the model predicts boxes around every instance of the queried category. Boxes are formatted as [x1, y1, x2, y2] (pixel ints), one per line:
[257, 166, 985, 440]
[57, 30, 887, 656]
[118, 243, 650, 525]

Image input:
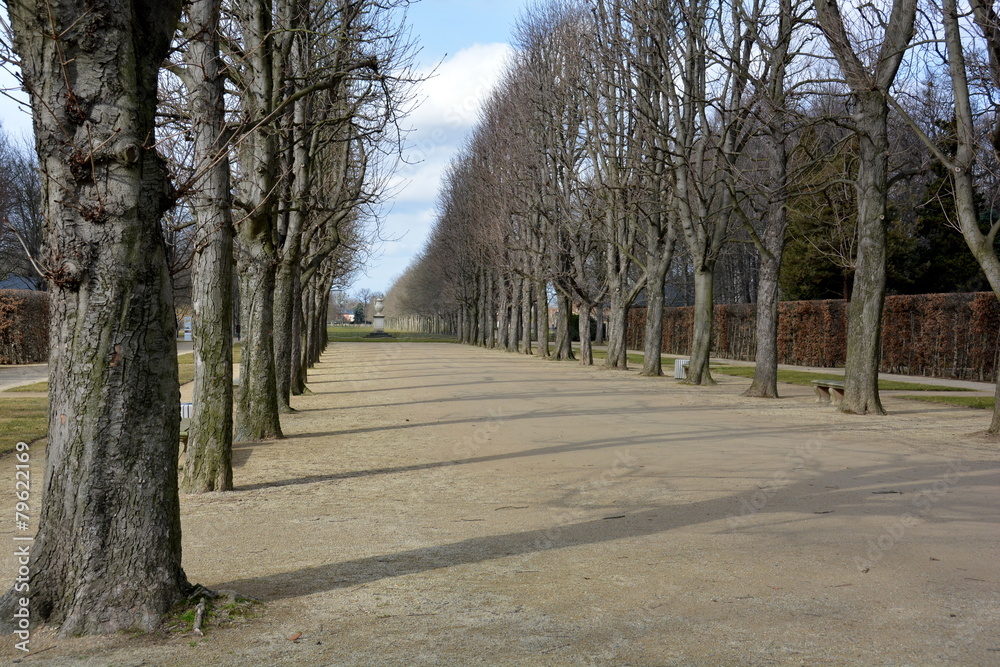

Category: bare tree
[890, 0, 1000, 431]
[1, 0, 189, 634]
[174, 0, 236, 492]
[0, 130, 43, 289]
[588, 0, 647, 370]
[814, 0, 918, 415]
[738, 0, 810, 397]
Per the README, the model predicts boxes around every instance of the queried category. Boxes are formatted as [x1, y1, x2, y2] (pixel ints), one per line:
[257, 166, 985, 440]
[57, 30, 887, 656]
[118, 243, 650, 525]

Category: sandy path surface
[2, 342, 999, 665]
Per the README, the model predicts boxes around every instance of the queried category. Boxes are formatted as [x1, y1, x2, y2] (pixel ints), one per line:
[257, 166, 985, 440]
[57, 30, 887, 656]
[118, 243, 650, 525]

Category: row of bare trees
[0, 126, 42, 289]
[0, 0, 417, 636]
[386, 0, 1000, 424]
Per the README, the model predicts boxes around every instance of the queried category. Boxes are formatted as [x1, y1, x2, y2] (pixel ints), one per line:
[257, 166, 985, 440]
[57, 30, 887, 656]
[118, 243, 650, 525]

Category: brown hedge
[0, 289, 48, 365]
[627, 292, 1000, 381]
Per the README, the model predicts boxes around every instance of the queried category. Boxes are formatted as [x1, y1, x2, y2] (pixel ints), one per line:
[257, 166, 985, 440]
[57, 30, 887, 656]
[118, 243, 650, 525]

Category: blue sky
[0, 1, 526, 294]
[364, 0, 526, 294]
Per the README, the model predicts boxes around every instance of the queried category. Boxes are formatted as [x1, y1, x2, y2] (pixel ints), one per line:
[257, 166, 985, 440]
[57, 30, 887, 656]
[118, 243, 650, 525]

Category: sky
[0, 0, 528, 295]
[364, 0, 526, 294]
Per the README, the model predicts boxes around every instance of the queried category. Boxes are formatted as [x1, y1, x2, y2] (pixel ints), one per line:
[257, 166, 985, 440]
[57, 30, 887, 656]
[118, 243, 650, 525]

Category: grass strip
[897, 395, 995, 410]
[6, 381, 48, 392]
[711, 366, 969, 392]
[6, 344, 242, 394]
[0, 396, 48, 454]
[587, 350, 652, 366]
[327, 327, 456, 343]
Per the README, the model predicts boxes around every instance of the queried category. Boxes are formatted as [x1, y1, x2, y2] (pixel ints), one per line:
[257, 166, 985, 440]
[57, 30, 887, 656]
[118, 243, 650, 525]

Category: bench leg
[831, 388, 845, 406]
[814, 386, 831, 403]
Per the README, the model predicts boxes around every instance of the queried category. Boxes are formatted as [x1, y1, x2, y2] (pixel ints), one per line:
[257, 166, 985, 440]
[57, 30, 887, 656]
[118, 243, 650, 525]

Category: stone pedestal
[366, 297, 392, 338]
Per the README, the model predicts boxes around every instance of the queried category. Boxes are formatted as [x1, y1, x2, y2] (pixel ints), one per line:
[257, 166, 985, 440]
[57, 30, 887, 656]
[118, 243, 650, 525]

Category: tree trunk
[604, 291, 630, 369]
[182, 0, 234, 493]
[2, 0, 189, 634]
[745, 138, 788, 399]
[521, 277, 533, 354]
[235, 246, 284, 440]
[639, 200, 677, 377]
[687, 264, 716, 385]
[234, 0, 283, 438]
[310, 275, 330, 364]
[290, 272, 307, 395]
[558, 292, 575, 360]
[640, 244, 674, 377]
[485, 273, 497, 348]
[935, 0, 1000, 432]
[840, 93, 889, 415]
[579, 303, 594, 365]
[814, 0, 916, 415]
[535, 279, 550, 357]
[273, 251, 299, 412]
[508, 294, 520, 352]
[476, 272, 487, 346]
[745, 253, 782, 398]
[497, 275, 511, 350]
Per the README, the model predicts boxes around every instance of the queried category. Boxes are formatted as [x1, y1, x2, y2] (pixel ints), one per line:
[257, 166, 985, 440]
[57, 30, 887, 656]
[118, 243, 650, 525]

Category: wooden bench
[811, 379, 845, 405]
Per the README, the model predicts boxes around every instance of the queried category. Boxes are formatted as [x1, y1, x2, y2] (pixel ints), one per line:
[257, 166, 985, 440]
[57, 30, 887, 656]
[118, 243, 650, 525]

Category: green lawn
[328, 325, 456, 343]
[587, 350, 653, 366]
[710, 365, 969, 392]
[6, 380, 48, 392]
[898, 395, 995, 410]
[0, 396, 48, 454]
[8, 345, 242, 394]
[1, 345, 245, 456]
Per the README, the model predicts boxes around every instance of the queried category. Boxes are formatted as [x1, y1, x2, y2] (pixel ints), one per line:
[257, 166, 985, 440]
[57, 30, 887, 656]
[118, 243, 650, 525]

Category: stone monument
[366, 297, 392, 338]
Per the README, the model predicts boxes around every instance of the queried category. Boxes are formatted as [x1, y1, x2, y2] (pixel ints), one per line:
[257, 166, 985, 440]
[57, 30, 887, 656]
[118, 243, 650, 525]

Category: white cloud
[386, 42, 513, 206]
[410, 42, 513, 133]
[361, 42, 513, 290]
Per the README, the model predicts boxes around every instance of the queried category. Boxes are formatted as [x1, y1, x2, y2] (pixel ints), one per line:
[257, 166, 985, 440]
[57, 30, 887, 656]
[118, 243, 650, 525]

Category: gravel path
[2, 342, 998, 665]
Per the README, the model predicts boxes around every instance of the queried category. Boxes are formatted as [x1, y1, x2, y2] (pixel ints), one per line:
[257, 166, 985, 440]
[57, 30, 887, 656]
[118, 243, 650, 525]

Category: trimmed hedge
[0, 289, 48, 364]
[627, 292, 1000, 381]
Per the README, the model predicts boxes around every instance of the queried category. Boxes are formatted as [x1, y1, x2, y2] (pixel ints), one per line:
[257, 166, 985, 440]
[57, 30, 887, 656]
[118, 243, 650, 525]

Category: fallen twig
[193, 597, 207, 636]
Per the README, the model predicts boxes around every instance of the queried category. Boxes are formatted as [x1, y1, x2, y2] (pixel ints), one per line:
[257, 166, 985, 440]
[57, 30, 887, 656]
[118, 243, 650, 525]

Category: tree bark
[839, 93, 890, 415]
[497, 275, 511, 350]
[508, 291, 520, 352]
[290, 270, 307, 395]
[640, 231, 676, 377]
[182, 0, 235, 492]
[236, 246, 284, 439]
[234, 0, 284, 438]
[520, 276, 533, 354]
[535, 278, 550, 357]
[578, 302, 594, 365]
[2, 0, 189, 634]
[687, 264, 716, 385]
[939, 0, 1000, 431]
[814, 0, 917, 415]
[555, 291, 574, 360]
[274, 258, 301, 412]
[743, 0, 794, 399]
[745, 138, 789, 399]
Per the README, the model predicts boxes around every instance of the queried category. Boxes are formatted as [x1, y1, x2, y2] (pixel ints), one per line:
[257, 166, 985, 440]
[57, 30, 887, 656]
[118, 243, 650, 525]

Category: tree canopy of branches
[0, 0, 420, 635]
[387, 0, 1000, 432]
